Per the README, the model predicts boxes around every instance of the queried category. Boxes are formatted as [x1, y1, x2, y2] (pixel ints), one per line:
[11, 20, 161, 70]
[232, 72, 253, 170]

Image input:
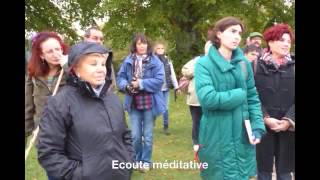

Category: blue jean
[129, 108, 154, 164]
[47, 173, 56, 180]
[257, 171, 292, 180]
[162, 90, 170, 127]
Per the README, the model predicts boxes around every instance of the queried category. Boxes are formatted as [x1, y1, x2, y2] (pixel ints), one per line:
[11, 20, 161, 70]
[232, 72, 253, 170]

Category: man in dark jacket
[37, 42, 134, 180]
[83, 26, 116, 91]
[245, 32, 265, 59]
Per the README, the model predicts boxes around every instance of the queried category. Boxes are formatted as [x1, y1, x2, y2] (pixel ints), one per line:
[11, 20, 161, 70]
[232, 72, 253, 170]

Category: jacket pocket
[280, 68, 294, 79]
[82, 152, 112, 179]
[71, 162, 82, 180]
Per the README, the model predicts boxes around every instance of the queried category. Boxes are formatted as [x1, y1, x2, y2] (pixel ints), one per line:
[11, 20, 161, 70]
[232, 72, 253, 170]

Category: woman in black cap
[37, 41, 134, 180]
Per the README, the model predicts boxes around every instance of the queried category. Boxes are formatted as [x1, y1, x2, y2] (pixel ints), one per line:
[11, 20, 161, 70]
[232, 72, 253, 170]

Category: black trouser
[257, 171, 292, 180]
[257, 129, 295, 180]
[189, 106, 202, 145]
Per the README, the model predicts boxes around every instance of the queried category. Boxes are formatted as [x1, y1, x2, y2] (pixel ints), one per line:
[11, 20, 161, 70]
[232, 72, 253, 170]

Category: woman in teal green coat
[194, 16, 266, 180]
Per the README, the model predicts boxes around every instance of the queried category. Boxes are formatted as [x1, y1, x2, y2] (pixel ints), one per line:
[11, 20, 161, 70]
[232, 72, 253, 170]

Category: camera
[126, 77, 139, 95]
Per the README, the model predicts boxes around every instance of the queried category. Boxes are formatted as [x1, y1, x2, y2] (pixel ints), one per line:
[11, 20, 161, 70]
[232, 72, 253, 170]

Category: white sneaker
[133, 161, 142, 171]
[139, 163, 151, 173]
[193, 144, 199, 152]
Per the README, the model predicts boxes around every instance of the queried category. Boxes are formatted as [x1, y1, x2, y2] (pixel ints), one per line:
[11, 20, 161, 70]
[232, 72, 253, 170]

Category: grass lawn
[25, 90, 202, 180]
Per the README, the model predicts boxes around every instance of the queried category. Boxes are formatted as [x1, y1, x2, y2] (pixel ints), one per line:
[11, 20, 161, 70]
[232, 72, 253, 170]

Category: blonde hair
[153, 41, 167, 52]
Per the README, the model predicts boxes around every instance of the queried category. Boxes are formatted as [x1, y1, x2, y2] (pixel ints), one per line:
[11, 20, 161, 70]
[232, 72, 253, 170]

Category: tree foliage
[25, 0, 295, 73]
[25, 0, 103, 42]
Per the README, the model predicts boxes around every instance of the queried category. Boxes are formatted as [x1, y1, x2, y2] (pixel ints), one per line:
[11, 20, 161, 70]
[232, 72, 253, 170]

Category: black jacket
[254, 58, 295, 121]
[254, 57, 295, 173]
[37, 75, 134, 180]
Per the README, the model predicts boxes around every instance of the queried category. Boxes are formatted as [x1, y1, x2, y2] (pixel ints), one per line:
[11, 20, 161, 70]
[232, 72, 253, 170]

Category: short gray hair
[84, 26, 101, 38]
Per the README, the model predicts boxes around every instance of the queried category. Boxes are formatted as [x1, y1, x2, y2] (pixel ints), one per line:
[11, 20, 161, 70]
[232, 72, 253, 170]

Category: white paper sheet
[244, 119, 254, 143]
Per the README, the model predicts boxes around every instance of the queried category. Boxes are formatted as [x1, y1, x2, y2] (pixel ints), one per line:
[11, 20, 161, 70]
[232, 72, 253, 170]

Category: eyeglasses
[42, 47, 62, 55]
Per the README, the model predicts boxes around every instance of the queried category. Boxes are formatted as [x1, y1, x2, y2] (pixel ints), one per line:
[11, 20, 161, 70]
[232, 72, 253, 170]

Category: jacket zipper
[99, 98, 114, 133]
[34, 69, 63, 94]
[34, 77, 52, 94]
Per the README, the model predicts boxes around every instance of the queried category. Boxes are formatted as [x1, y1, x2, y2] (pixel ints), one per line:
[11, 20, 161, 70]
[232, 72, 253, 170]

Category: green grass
[25, 90, 201, 180]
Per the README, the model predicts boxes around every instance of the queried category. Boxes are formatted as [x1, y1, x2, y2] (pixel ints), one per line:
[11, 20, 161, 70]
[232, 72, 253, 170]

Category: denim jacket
[117, 53, 165, 117]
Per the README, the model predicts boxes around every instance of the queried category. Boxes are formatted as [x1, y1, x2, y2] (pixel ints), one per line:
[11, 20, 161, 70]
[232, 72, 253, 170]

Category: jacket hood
[67, 42, 113, 97]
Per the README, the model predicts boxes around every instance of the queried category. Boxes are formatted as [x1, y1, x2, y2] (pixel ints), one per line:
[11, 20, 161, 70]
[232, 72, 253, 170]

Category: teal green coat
[195, 46, 266, 180]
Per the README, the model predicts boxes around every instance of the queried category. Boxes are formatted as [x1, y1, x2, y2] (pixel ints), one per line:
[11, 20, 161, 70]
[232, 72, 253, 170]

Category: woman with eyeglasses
[25, 31, 68, 180]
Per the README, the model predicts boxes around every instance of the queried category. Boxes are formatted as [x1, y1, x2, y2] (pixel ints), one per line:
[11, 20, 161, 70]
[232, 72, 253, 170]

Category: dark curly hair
[130, 33, 153, 56]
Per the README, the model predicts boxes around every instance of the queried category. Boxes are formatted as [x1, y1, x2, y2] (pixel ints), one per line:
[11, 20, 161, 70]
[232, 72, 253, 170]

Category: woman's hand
[131, 79, 140, 89]
[58, 54, 68, 67]
[264, 117, 282, 131]
[270, 120, 291, 132]
[250, 137, 261, 145]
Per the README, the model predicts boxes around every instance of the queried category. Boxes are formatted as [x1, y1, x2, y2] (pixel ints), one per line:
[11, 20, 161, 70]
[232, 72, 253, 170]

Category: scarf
[132, 54, 150, 79]
[92, 82, 105, 96]
[261, 51, 292, 69]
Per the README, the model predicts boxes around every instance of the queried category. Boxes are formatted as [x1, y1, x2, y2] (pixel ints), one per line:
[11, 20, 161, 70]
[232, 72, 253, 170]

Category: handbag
[178, 76, 190, 93]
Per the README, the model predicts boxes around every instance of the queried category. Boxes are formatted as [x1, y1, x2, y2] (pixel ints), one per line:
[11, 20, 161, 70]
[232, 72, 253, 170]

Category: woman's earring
[77, 73, 81, 78]
[41, 58, 45, 64]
